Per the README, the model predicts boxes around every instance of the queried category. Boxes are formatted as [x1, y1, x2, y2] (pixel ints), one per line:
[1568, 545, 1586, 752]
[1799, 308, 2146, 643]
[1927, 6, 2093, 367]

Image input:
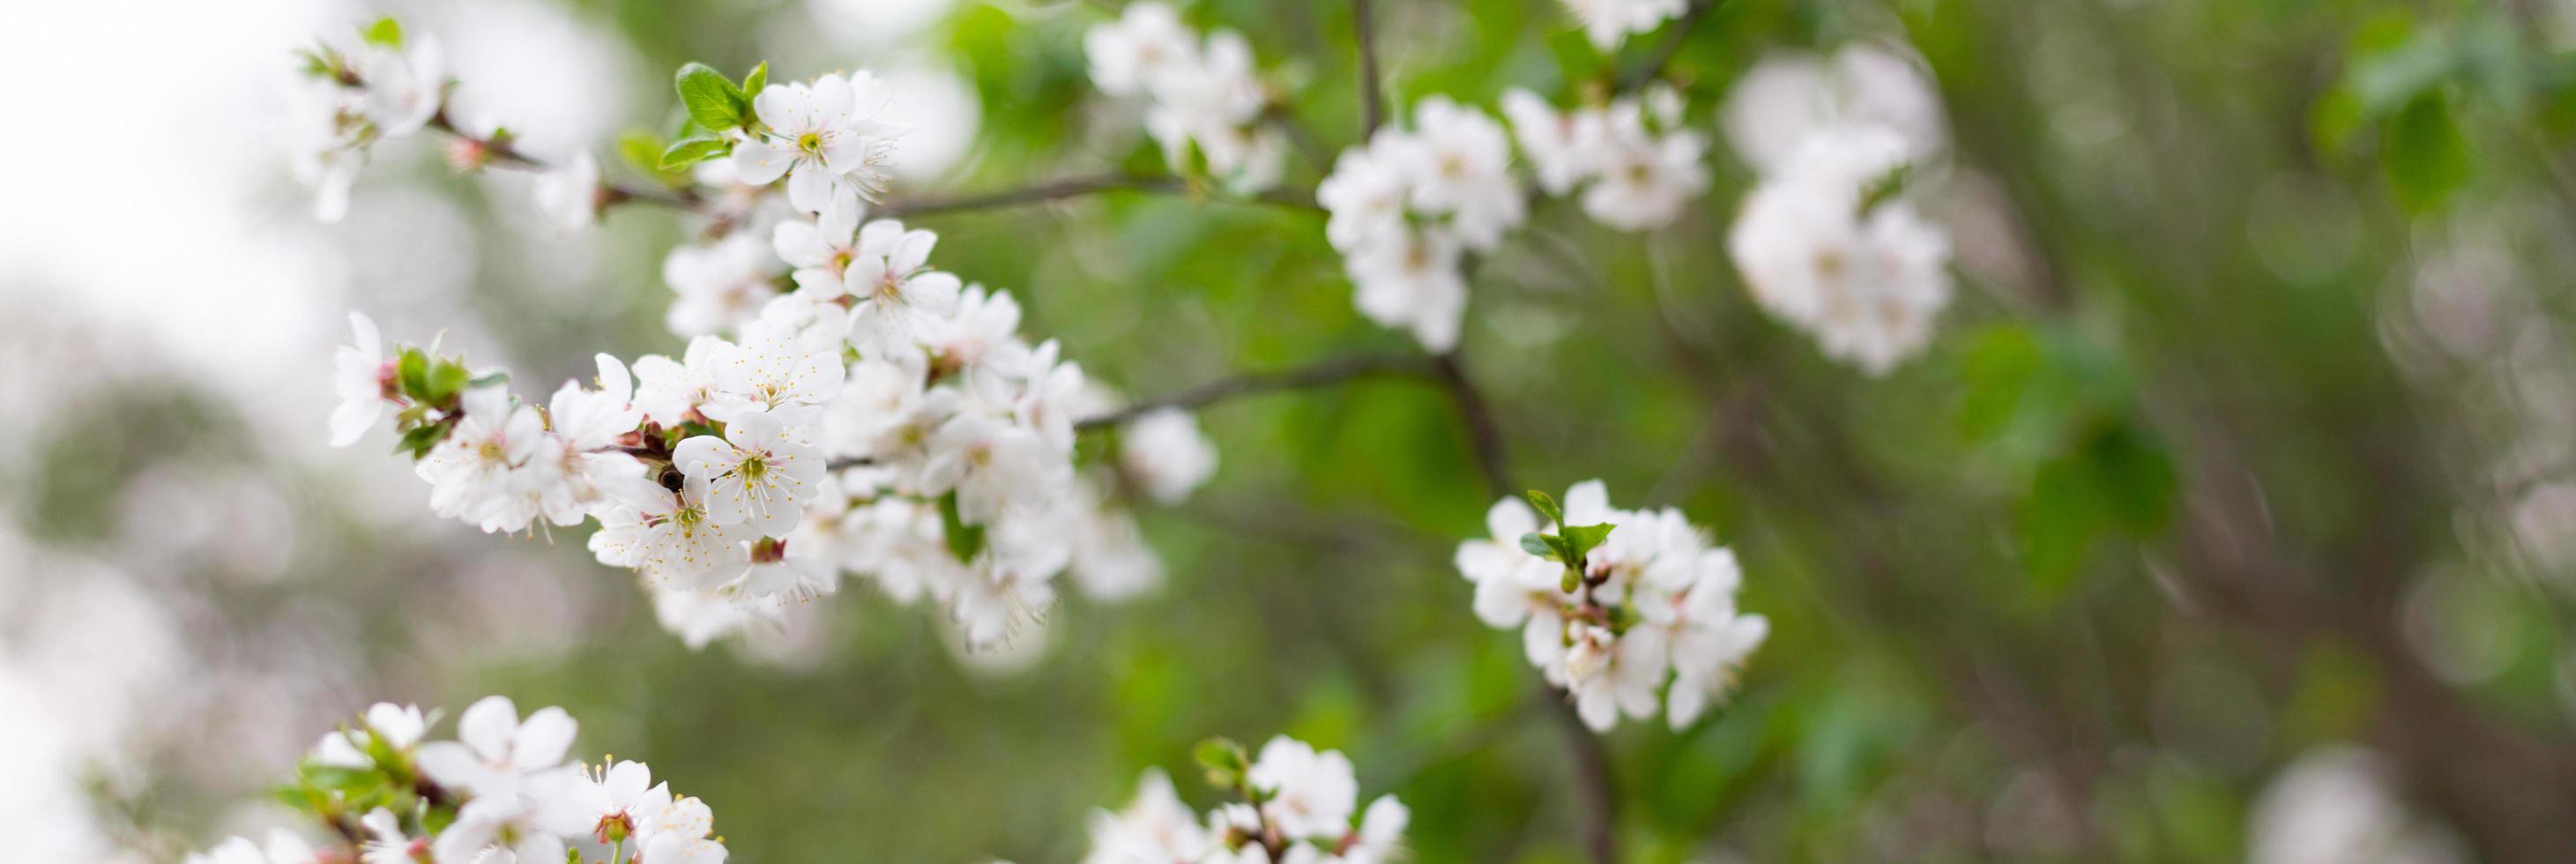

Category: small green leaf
[659, 135, 732, 171]
[674, 63, 748, 131]
[617, 131, 667, 174]
[360, 17, 403, 49]
[395, 348, 430, 400]
[741, 62, 770, 101]
[2383, 92, 2470, 213]
[1193, 737, 1248, 789]
[1560, 523, 1616, 562]
[396, 423, 451, 459]
[1523, 489, 1562, 526]
[1518, 532, 1560, 561]
[1858, 162, 1915, 214]
[428, 360, 471, 405]
[938, 492, 987, 562]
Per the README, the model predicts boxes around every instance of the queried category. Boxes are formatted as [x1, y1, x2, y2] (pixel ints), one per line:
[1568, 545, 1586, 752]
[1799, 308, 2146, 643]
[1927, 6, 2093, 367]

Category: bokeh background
[7, 0, 2576, 860]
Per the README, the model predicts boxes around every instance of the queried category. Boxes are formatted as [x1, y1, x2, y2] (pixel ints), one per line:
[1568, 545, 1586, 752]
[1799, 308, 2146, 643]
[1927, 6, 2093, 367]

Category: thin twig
[426, 110, 701, 211]
[1431, 352, 1513, 499]
[1541, 685, 1622, 864]
[1354, 0, 1386, 133]
[1077, 352, 1436, 430]
[879, 172, 1325, 219]
[1613, 0, 1716, 93]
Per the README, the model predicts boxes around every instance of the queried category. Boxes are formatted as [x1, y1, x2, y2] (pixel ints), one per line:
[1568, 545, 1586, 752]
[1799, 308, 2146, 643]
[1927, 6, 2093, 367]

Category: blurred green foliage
[70, 0, 2576, 860]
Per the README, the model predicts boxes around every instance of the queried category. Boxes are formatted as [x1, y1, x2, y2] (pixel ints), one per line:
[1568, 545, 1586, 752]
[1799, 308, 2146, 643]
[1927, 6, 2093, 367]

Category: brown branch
[1540, 686, 1621, 864]
[1077, 352, 1436, 430]
[1614, 0, 1716, 93]
[878, 173, 1325, 219]
[426, 110, 701, 212]
[1431, 352, 1514, 499]
[1354, 0, 1386, 133]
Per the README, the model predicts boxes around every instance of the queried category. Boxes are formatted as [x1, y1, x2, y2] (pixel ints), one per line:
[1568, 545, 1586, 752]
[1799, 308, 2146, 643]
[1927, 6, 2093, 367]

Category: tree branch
[1614, 0, 1717, 93]
[878, 173, 1325, 219]
[1354, 0, 1387, 133]
[1431, 352, 1514, 499]
[426, 110, 702, 212]
[1541, 685, 1622, 864]
[1077, 352, 1436, 430]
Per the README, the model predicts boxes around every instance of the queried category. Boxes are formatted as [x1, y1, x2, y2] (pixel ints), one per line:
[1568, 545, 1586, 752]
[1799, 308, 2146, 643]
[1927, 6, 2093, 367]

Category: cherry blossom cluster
[1559, 0, 1693, 51]
[1501, 85, 1711, 232]
[1315, 99, 1528, 351]
[184, 697, 726, 864]
[1456, 480, 1768, 731]
[1720, 43, 1956, 376]
[1083, 736, 1407, 864]
[287, 19, 446, 223]
[1085, 2, 1288, 192]
[309, 23, 1220, 651]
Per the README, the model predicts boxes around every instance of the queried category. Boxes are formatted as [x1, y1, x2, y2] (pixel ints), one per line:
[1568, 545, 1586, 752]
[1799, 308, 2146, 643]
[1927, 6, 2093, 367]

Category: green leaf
[659, 135, 732, 171]
[1522, 489, 1562, 526]
[741, 62, 770, 101]
[2383, 92, 2470, 213]
[1956, 325, 2042, 443]
[617, 131, 668, 175]
[674, 63, 748, 131]
[1858, 162, 1916, 213]
[938, 492, 987, 562]
[1518, 532, 1560, 561]
[1560, 523, 1616, 562]
[465, 370, 510, 389]
[428, 360, 470, 406]
[1192, 737, 1248, 789]
[394, 348, 430, 401]
[396, 423, 451, 459]
[360, 17, 403, 49]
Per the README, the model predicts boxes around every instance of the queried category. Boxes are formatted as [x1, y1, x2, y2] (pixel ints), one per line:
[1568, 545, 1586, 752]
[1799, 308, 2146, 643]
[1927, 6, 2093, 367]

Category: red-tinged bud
[377, 361, 400, 401]
[751, 536, 788, 563]
[446, 138, 494, 173]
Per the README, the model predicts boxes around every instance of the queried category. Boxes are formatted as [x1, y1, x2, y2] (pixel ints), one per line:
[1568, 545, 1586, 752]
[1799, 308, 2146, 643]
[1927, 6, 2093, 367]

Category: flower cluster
[186, 697, 726, 864]
[1559, 0, 1692, 51]
[287, 19, 446, 223]
[1456, 480, 1768, 731]
[1501, 85, 1710, 232]
[1084, 736, 1407, 864]
[1317, 99, 1527, 351]
[312, 27, 1222, 652]
[1085, 2, 1288, 192]
[1721, 43, 1956, 376]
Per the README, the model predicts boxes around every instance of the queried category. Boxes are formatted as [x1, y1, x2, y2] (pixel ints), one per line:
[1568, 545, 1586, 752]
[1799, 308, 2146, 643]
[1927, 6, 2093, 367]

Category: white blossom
[1083, 769, 1213, 864]
[1119, 408, 1217, 505]
[1396, 98, 1524, 251]
[674, 410, 830, 538]
[1559, 0, 1688, 50]
[1344, 225, 1467, 353]
[733, 71, 903, 212]
[182, 832, 314, 864]
[329, 311, 391, 447]
[664, 234, 784, 338]
[1456, 480, 1765, 732]
[416, 696, 577, 802]
[1085, 2, 1199, 98]
[1721, 42, 1947, 175]
[532, 150, 601, 231]
[1725, 128, 1952, 376]
[1247, 736, 1359, 842]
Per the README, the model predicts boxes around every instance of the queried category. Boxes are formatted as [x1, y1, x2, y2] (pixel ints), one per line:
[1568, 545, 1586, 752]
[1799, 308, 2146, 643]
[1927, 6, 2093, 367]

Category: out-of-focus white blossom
[1083, 737, 1407, 864]
[1118, 408, 1217, 505]
[1720, 43, 1947, 175]
[1726, 127, 1952, 376]
[1559, 0, 1688, 51]
[1086, 3, 1285, 191]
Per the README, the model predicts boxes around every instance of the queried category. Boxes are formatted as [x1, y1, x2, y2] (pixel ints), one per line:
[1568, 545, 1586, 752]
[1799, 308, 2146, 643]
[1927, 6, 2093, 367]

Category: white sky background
[0, 0, 969, 859]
